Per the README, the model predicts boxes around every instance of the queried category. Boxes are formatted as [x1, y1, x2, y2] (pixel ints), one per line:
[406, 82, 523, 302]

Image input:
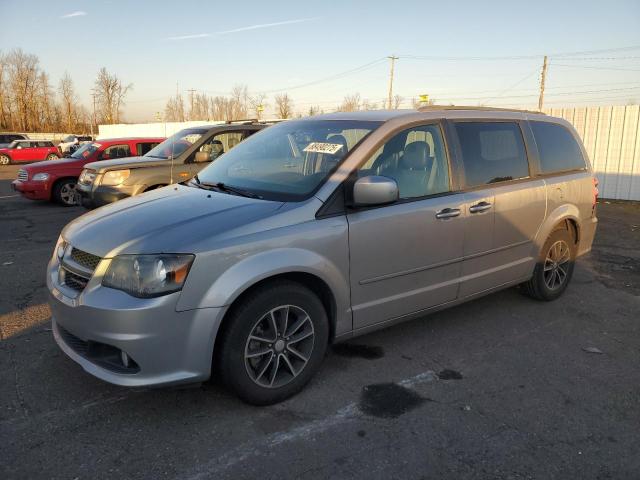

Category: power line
[396, 44, 640, 61]
[548, 64, 640, 72]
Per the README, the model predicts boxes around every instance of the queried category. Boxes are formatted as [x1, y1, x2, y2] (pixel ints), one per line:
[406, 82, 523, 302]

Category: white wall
[544, 105, 640, 201]
[97, 120, 224, 139]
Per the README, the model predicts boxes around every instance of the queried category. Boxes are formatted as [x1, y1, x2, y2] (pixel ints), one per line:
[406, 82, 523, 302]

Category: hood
[23, 157, 82, 171]
[84, 155, 170, 172]
[62, 184, 284, 257]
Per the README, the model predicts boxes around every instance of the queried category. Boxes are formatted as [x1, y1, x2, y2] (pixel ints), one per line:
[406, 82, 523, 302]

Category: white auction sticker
[303, 142, 344, 155]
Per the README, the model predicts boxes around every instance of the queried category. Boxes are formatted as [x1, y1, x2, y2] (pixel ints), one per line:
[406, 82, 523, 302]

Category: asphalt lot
[1, 164, 639, 480]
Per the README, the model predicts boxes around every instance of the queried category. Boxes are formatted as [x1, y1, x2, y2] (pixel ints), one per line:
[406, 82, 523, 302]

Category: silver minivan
[48, 107, 598, 404]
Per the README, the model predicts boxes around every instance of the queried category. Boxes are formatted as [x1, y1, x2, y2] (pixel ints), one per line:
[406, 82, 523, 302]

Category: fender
[177, 247, 352, 335]
[533, 202, 581, 256]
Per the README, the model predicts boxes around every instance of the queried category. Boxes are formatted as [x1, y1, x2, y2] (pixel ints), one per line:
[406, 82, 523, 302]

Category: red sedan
[0, 140, 59, 164]
[12, 137, 164, 206]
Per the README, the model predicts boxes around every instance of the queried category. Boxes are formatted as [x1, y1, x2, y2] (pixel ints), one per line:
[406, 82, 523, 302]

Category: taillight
[592, 177, 599, 215]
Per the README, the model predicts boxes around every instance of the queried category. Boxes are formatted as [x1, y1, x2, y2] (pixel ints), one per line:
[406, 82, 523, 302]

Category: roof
[304, 106, 545, 123]
[93, 137, 167, 142]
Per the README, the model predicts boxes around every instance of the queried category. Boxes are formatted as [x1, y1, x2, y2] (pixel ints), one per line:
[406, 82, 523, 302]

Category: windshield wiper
[201, 181, 261, 199]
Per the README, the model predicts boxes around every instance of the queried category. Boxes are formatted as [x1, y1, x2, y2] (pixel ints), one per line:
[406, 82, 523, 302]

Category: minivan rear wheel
[218, 280, 329, 405]
[521, 228, 576, 301]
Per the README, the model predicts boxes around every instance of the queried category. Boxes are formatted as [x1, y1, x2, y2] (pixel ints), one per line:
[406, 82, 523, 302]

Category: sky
[1, 0, 639, 122]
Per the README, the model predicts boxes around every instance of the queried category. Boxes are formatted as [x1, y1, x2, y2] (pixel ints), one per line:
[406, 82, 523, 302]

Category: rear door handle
[469, 201, 492, 213]
[435, 208, 461, 219]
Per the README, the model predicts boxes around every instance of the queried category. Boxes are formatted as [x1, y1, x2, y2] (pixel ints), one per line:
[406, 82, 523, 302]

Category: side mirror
[194, 151, 210, 163]
[352, 175, 398, 206]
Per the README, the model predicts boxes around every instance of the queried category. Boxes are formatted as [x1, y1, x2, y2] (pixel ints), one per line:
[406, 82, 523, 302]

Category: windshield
[70, 142, 99, 159]
[144, 128, 207, 159]
[195, 120, 381, 201]
[7, 141, 20, 149]
[63, 135, 75, 143]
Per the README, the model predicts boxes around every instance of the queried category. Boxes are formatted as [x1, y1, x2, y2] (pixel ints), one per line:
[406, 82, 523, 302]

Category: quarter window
[358, 124, 450, 199]
[455, 122, 529, 187]
[530, 121, 586, 174]
[136, 142, 160, 156]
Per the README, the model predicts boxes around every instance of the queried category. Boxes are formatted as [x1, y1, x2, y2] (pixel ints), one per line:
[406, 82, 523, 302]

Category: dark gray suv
[76, 122, 267, 208]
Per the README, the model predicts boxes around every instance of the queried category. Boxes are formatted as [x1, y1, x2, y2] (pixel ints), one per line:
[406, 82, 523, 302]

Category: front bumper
[12, 179, 50, 200]
[47, 254, 225, 387]
[76, 181, 137, 209]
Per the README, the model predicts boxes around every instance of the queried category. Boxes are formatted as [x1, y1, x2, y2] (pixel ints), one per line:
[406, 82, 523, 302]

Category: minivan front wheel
[521, 228, 576, 301]
[218, 280, 329, 405]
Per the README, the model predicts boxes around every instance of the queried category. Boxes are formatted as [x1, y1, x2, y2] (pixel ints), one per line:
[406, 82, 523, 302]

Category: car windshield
[70, 142, 100, 159]
[7, 141, 20, 149]
[144, 128, 207, 159]
[195, 119, 381, 201]
[63, 135, 75, 142]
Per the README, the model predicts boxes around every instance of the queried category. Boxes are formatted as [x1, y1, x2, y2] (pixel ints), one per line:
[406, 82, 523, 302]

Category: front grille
[61, 269, 89, 292]
[70, 248, 101, 271]
[17, 169, 28, 181]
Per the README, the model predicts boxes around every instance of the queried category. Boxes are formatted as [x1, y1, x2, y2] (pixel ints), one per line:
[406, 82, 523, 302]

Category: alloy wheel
[59, 183, 77, 205]
[244, 305, 315, 388]
[543, 240, 571, 290]
[0, 155, 9, 165]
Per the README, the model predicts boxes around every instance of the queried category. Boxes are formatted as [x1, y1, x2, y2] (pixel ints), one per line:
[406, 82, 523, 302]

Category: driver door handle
[435, 208, 461, 219]
[469, 201, 492, 213]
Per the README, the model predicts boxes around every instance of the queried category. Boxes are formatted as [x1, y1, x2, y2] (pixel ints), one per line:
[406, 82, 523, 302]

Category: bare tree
[392, 94, 404, 109]
[274, 93, 293, 119]
[59, 72, 77, 132]
[306, 106, 317, 116]
[94, 67, 132, 124]
[338, 93, 361, 112]
[249, 92, 267, 120]
[361, 98, 378, 111]
[164, 93, 185, 122]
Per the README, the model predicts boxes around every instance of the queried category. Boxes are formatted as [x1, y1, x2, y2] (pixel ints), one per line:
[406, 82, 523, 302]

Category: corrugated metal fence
[543, 105, 640, 201]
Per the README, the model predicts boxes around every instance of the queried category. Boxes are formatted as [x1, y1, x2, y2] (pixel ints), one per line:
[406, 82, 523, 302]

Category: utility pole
[387, 55, 399, 110]
[187, 88, 196, 119]
[538, 55, 548, 111]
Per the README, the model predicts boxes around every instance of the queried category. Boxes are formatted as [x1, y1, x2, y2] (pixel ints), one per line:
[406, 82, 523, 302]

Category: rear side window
[454, 122, 529, 187]
[136, 142, 160, 156]
[530, 121, 586, 174]
[101, 144, 131, 159]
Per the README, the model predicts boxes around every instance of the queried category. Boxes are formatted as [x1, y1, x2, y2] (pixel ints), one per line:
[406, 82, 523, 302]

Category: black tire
[521, 228, 576, 301]
[0, 154, 10, 165]
[52, 179, 77, 206]
[218, 280, 329, 405]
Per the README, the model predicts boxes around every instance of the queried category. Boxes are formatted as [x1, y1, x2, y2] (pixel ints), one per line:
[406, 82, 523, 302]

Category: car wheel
[53, 179, 77, 206]
[0, 155, 10, 165]
[46, 153, 59, 161]
[218, 280, 329, 405]
[521, 228, 576, 301]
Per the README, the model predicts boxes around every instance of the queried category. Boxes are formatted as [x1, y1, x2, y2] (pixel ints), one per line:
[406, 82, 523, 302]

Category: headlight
[79, 169, 97, 185]
[101, 169, 130, 186]
[54, 236, 67, 261]
[102, 254, 194, 298]
[32, 172, 50, 181]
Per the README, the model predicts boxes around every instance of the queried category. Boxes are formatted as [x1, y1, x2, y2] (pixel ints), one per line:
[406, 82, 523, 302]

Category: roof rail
[224, 118, 259, 124]
[417, 105, 545, 115]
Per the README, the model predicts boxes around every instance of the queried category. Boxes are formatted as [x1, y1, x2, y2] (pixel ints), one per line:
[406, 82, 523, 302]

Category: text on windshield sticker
[303, 142, 344, 155]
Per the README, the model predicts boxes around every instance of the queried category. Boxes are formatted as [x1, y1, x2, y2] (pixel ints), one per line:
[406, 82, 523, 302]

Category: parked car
[0, 132, 29, 148]
[48, 107, 598, 405]
[12, 137, 164, 205]
[0, 140, 59, 165]
[76, 121, 268, 209]
[59, 135, 94, 155]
